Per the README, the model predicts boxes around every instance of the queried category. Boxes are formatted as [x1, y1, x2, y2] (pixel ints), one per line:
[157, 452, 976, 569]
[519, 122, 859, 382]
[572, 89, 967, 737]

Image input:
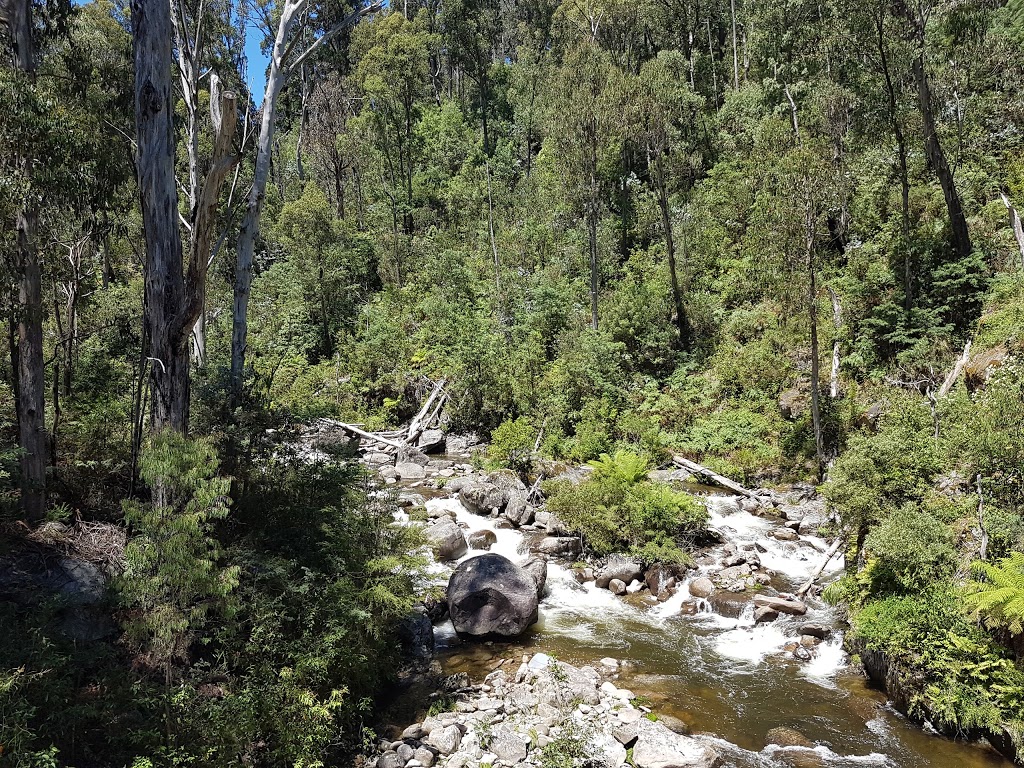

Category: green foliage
[488, 417, 536, 472]
[851, 589, 1024, 738]
[538, 721, 608, 768]
[545, 451, 706, 563]
[967, 552, 1024, 635]
[119, 433, 238, 669]
[823, 397, 943, 530]
[863, 505, 956, 594]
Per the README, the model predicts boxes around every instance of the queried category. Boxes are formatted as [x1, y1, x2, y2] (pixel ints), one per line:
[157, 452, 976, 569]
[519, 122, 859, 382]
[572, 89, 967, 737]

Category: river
[393, 488, 1014, 768]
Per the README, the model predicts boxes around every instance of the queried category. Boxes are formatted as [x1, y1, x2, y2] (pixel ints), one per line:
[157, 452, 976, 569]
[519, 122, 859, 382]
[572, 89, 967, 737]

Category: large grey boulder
[458, 483, 507, 515]
[468, 529, 498, 550]
[485, 469, 527, 493]
[632, 718, 721, 768]
[688, 577, 715, 599]
[395, 462, 427, 480]
[503, 490, 533, 526]
[596, 556, 643, 589]
[447, 554, 540, 637]
[417, 429, 446, 454]
[532, 536, 581, 557]
[425, 724, 463, 755]
[425, 520, 468, 560]
[489, 727, 529, 763]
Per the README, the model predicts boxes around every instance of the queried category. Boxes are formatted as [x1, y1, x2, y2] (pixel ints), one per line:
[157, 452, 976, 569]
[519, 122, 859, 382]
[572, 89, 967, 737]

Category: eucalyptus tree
[349, 8, 434, 285]
[545, 34, 624, 331]
[893, 0, 972, 262]
[132, 0, 237, 434]
[631, 50, 704, 348]
[230, 0, 383, 409]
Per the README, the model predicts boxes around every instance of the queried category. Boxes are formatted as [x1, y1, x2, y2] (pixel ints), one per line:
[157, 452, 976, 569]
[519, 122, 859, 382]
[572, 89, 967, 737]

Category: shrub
[488, 417, 536, 472]
[544, 451, 707, 563]
[862, 505, 956, 594]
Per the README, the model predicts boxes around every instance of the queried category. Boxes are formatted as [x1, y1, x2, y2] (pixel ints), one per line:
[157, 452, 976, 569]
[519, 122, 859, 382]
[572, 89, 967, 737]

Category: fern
[966, 552, 1024, 636]
[587, 450, 650, 485]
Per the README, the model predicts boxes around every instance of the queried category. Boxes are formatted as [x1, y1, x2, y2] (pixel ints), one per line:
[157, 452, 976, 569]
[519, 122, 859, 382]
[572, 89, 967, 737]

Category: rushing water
[404, 491, 1014, 768]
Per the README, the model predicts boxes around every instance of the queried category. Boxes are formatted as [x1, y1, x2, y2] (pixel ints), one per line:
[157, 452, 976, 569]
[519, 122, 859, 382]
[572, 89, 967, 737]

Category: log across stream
[387, 481, 1014, 768]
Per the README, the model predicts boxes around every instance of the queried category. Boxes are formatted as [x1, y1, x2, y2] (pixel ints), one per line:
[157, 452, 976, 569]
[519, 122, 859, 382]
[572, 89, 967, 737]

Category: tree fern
[588, 450, 650, 485]
[966, 552, 1024, 636]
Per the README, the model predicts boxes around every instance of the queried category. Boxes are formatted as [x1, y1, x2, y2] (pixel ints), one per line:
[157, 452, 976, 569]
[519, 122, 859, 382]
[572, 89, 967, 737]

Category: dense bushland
[1, 0, 1023, 764]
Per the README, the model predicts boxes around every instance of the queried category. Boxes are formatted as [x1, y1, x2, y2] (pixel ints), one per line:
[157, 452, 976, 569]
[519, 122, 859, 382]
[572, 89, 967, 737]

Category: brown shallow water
[431, 618, 1014, 768]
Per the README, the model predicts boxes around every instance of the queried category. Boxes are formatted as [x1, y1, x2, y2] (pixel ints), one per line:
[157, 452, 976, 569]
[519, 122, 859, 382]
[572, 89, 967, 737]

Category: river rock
[396, 462, 427, 480]
[485, 469, 527, 492]
[793, 645, 813, 661]
[754, 606, 779, 624]
[688, 577, 715, 598]
[646, 563, 683, 595]
[489, 726, 529, 763]
[377, 751, 403, 768]
[503, 490, 533, 526]
[753, 594, 807, 616]
[597, 556, 643, 588]
[632, 718, 721, 768]
[533, 536, 582, 556]
[765, 727, 814, 748]
[448, 553, 539, 636]
[532, 660, 601, 706]
[444, 475, 478, 493]
[468, 530, 497, 550]
[534, 510, 571, 535]
[399, 492, 427, 508]
[609, 578, 627, 595]
[412, 747, 436, 767]
[521, 557, 548, 597]
[425, 520, 468, 560]
[417, 429, 446, 453]
[714, 564, 751, 584]
[426, 724, 462, 755]
[772, 527, 799, 541]
[459, 483, 507, 515]
[799, 623, 831, 640]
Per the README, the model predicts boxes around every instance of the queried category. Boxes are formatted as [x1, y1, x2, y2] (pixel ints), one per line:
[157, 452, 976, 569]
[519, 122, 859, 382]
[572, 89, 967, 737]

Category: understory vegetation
[1, 0, 1023, 764]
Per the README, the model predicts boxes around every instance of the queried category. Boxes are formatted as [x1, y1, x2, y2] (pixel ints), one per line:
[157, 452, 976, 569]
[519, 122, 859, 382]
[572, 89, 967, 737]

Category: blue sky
[73, 0, 270, 104]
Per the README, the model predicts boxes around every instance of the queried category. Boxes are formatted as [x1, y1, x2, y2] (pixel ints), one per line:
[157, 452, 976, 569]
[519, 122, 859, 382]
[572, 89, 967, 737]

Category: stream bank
[352, 438, 1016, 768]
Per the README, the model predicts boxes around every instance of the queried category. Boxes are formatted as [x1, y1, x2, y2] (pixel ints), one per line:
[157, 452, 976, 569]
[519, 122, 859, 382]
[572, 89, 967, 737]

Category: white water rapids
[396, 490, 1014, 768]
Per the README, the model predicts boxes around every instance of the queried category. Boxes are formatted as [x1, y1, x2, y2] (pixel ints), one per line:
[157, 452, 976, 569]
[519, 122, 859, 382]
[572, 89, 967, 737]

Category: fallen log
[406, 378, 448, 445]
[937, 339, 972, 398]
[671, 456, 771, 502]
[331, 421, 405, 449]
[796, 534, 846, 598]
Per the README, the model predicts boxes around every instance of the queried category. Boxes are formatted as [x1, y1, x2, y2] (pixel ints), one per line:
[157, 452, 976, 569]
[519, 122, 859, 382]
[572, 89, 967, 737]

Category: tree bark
[805, 194, 824, 474]
[894, 0, 972, 261]
[875, 3, 913, 308]
[17, 208, 46, 520]
[654, 156, 689, 348]
[133, 0, 189, 433]
[912, 55, 971, 261]
[7, 0, 47, 521]
[828, 286, 842, 399]
[1000, 192, 1024, 269]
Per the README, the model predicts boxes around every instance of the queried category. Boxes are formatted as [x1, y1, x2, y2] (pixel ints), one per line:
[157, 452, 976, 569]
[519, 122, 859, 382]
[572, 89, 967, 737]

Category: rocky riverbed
[371, 652, 719, 768]
[340, 431, 1016, 768]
